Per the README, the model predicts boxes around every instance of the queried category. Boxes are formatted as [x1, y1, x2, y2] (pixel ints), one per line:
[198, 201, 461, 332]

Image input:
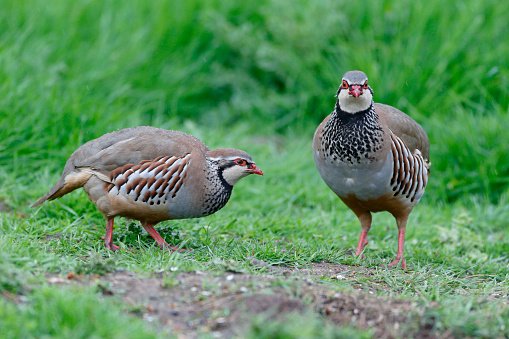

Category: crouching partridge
[313, 71, 430, 269]
[32, 126, 263, 251]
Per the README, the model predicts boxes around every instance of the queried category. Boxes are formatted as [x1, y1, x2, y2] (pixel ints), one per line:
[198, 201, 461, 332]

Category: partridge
[32, 126, 263, 251]
[313, 71, 430, 269]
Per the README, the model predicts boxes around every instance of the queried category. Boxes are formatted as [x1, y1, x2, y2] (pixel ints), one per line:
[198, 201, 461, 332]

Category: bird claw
[353, 250, 366, 260]
[382, 257, 407, 270]
[163, 245, 192, 252]
[355, 232, 369, 257]
[104, 243, 120, 252]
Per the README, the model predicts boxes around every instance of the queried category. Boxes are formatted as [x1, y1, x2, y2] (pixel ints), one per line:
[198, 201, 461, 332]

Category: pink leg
[354, 212, 372, 258]
[387, 229, 406, 269]
[104, 219, 120, 252]
[355, 231, 369, 257]
[141, 223, 188, 252]
[387, 214, 409, 270]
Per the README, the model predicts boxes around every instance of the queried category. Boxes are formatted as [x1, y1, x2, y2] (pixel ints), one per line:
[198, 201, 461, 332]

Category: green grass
[0, 285, 160, 338]
[1, 0, 509, 337]
[246, 312, 372, 339]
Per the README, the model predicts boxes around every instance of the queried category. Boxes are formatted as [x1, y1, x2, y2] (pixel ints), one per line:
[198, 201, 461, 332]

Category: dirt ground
[48, 262, 440, 338]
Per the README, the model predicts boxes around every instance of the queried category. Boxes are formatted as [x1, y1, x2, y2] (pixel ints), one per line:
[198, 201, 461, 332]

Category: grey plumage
[313, 71, 430, 269]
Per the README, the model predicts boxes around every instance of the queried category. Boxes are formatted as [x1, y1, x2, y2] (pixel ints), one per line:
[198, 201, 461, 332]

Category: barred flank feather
[107, 153, 192, 205]
[389, 132, 429, 203]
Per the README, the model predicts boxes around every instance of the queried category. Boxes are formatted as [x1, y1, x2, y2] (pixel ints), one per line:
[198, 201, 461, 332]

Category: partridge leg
[354, 212, 372, 257]
[387, 214, 409, 270]
[141, 223, 187, 252]
[104, 218, 120, 252]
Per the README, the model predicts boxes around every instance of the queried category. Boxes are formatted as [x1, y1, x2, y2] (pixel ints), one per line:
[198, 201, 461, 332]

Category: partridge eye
[342, 80, 348, 89]
[235, 159, 247, 166]
[363, 81, 368, 89]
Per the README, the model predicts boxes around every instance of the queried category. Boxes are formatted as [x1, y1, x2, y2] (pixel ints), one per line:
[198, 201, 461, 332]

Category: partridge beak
[245, 164, 263, 176]
[349, 85, 362, 98]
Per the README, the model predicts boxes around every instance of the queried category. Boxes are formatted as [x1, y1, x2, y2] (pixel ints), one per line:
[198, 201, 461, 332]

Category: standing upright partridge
[32, 126, 263, 251]
[313, 71, 430, 269]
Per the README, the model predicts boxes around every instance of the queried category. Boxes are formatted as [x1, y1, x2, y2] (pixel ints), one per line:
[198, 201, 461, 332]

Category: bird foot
[104, 243, 120, 252]
[382, 257, 407, 270]
[163, 245, 192, 252]
[353, 251, 366, 260]
[355, 233, 369, 257]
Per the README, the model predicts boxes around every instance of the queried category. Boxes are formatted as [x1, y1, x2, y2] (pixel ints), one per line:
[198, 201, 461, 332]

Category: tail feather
[31, 179, 67, 207]
[31, 169, 96, 208]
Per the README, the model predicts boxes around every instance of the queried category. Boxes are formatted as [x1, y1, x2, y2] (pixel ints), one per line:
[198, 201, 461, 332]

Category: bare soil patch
[48, 262, 439, 338]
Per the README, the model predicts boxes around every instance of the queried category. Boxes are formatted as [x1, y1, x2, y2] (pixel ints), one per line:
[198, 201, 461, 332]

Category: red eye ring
[342, 80, 348, 89]
[363, 81, 368, 89]
[235, 158, 247, 166]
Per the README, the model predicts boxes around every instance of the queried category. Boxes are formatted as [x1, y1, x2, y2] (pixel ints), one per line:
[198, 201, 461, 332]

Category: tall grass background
[1, 0, 508, 205]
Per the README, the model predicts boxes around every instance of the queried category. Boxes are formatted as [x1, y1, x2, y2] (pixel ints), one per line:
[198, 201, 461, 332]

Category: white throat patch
[337, 90, 373, 114]
[221, 166, 249, 186]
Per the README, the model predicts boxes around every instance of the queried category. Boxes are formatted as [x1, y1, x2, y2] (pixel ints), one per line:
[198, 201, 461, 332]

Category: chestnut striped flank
[107, 153, 192, 205]
[389, 132, 429, 202]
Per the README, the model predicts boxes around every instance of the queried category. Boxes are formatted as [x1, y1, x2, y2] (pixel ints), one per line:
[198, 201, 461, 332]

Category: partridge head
[336, 70, 373, 113]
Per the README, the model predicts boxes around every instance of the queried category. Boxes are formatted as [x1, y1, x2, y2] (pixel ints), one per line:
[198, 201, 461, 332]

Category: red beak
[349, 85, 363, 98]
[245, 164, 263, 176]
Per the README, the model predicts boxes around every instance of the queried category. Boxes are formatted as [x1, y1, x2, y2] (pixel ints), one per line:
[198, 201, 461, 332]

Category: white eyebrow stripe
[207, 156, 249, 162]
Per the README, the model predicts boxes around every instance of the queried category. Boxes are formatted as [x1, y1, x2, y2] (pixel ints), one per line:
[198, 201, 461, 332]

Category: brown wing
[72, 126, 208, 172]
[32, 126, 208, 207]
[375, 103, 430, 161]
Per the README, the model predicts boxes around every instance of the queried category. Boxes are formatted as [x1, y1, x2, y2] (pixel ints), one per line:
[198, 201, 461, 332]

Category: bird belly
[106, 194, 173, 223]
[106, 186, 202, 222]
[314, 150, 394, 201]
[82, 176, 202, 224]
